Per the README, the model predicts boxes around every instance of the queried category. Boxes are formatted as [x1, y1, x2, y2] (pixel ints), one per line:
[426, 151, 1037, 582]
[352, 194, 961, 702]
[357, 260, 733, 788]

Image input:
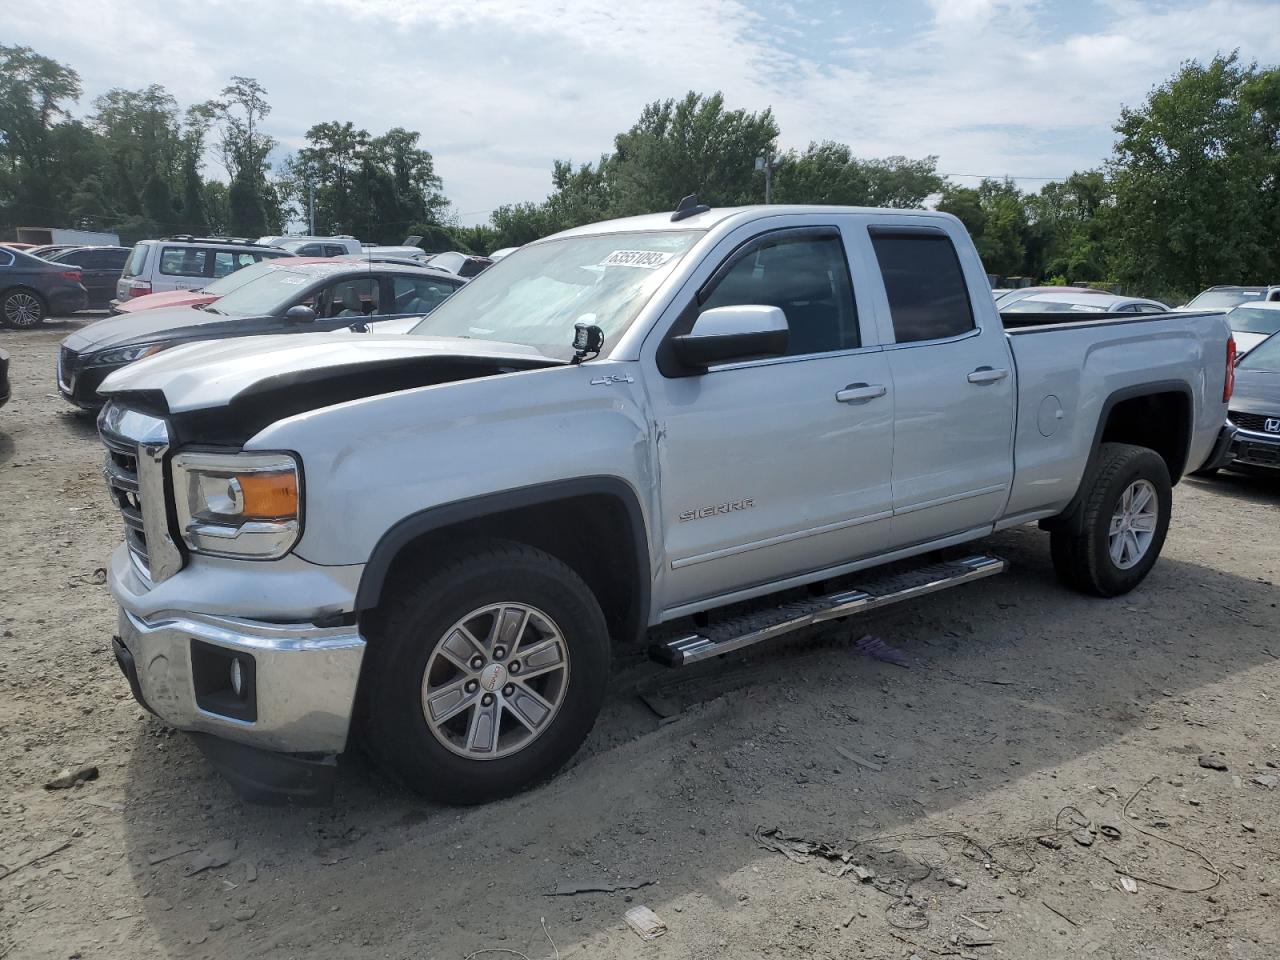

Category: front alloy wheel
[364, 539, 610, 804]
[422, 603, 570, 760]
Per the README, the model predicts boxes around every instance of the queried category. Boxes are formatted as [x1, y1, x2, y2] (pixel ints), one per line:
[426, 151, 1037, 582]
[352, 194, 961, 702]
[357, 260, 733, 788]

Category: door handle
[967, 366, 1009, 385]
[835, 383, 887, 404]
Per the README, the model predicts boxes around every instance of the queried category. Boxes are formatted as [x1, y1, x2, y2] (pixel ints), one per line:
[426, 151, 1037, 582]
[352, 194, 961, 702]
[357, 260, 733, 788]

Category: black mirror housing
[284, 304, 317, 323]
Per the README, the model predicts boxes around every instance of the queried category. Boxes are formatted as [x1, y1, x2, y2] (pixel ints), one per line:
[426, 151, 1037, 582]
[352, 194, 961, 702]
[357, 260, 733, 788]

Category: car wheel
[1049, 442, 1172, 597]
[1, 288, 46, 328]
[363, 539, 610, 804]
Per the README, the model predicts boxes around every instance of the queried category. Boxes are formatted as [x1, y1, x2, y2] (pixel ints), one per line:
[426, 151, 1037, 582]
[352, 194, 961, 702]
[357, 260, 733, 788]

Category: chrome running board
[651, 554, 1006, 667]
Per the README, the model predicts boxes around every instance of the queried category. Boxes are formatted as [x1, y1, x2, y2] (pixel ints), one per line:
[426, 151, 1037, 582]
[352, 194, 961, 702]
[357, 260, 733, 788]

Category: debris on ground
[147, 844, 193, 866]
[44, 764, 99, 790]
[624, 905, 666, 941]
[1197, 754, 1228, 771]
[834, 745, 882, 771]
[1073, 829, 1094, 847]
[852, 634, 911, 668]
[1252, 775, 1278, 789]
[186, 839, 237, 876]
[547, 878, 657, 896]
[1119, 876, 1139, 894]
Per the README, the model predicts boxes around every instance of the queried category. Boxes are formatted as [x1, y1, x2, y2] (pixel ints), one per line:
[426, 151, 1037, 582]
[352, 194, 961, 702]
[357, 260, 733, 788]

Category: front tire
[363, 539, 610, 804]
[1, 288, 47, 328]
[1049, 443, 1172, 597]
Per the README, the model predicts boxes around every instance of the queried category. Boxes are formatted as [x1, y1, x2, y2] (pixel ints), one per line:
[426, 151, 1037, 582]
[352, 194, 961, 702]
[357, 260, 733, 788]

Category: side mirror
[672, 305, 788, 370]
[283, 304, 316, 323]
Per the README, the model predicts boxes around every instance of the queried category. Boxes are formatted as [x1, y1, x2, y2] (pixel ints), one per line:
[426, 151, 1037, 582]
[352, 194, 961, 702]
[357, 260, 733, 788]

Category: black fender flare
[353, 476, 652, 625]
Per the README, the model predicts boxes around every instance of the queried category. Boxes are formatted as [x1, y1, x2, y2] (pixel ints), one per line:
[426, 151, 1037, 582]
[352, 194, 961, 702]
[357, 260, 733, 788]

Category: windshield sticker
[599, 249, 674, 269]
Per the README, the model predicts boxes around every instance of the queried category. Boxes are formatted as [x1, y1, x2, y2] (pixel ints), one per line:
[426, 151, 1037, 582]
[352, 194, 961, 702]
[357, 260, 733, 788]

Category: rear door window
[295, 243, 325, 257]
[319, 277, 382, 318]
[392, 275, 460, 314]
[159, 247, 212, 278]
[0, 250, 14, 267]
[323, 244, 348, 258]
[870, 231, 975, 343]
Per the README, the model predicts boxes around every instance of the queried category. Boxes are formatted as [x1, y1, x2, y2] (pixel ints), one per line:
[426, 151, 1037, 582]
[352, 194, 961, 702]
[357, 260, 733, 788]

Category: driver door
[645, 222, 895, 613]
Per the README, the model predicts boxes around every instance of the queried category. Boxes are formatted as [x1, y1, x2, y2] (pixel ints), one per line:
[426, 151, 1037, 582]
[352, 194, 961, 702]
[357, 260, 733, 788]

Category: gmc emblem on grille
[1266, 418, 1280, 434]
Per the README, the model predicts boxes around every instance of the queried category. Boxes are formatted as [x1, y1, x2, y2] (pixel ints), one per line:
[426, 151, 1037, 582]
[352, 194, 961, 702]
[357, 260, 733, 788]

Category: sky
[4, 0, 1280, 226]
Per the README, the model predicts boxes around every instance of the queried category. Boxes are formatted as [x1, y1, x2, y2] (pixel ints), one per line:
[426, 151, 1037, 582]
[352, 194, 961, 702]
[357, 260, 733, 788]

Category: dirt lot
[1, 317, 1279, 960]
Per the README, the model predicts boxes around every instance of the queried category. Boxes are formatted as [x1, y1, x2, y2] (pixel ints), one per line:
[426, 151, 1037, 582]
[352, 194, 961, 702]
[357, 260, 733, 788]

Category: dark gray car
[58, 260, 463, 408]
[46, 246, 131, 309]
[0, 247, 89, 327]
[1221, 332, 1280, 472]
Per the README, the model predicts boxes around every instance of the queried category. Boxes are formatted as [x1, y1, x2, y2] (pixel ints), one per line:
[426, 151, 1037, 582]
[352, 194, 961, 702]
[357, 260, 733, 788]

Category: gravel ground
[2, 317, 1279, 960]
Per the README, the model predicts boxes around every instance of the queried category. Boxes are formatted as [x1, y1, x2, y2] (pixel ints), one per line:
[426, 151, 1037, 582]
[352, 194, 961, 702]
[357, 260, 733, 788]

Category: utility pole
[307, 182, 315, 235]
[756, 150, 774, 204]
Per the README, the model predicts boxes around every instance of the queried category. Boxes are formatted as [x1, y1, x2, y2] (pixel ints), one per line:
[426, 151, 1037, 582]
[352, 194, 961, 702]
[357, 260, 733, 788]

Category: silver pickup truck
[95, 203, 1238, 804]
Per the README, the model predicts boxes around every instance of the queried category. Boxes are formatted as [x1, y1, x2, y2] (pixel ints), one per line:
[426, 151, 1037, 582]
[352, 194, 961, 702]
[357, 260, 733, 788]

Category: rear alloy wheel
[2, 289, 45, 328]
[1050, 442, 1172, 597]
[364, 539, 609, 804]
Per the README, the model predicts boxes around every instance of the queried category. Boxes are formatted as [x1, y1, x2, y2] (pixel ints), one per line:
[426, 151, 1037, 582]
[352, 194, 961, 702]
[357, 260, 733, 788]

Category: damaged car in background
[58, 261, 464, 408]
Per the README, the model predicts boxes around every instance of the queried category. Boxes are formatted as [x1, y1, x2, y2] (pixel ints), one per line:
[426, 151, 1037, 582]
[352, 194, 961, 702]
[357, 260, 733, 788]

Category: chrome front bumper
[115, 606, 365, 755]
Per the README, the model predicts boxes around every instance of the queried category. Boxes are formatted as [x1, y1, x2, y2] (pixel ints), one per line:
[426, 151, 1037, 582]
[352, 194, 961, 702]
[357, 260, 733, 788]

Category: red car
[111, 257, 328, 314]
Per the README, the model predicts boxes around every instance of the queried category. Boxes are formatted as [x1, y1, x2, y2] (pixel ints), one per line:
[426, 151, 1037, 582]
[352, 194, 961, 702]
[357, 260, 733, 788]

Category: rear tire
[1049, 443, 1172, 597]
[1, 288, 46, 328]
[363, 539, 610, 804]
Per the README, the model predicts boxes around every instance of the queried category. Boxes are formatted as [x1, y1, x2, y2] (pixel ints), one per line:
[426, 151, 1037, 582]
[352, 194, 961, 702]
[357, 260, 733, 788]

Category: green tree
[0, 44, 83, 226]
[1108, 53, 1279, 295]
[937, 178, 1032, 278]
[772, 142, 943, 208]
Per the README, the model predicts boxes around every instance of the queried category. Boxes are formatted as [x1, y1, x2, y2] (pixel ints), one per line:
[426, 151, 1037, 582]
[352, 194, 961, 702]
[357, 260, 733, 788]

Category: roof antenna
[671, 194, 709, 222]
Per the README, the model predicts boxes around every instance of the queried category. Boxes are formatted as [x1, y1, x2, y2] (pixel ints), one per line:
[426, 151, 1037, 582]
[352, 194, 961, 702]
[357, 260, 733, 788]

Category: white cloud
[1, 0, 1278, 223]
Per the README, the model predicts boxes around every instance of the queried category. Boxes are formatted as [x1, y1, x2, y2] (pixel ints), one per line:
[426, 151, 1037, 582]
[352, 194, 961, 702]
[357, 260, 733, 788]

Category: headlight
[90, 343, 169, 366]
[171, 451, 301, 559]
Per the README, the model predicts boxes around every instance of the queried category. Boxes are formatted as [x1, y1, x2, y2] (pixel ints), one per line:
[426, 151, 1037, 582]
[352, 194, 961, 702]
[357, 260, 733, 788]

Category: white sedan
[1000, 291, 1170, 315]
[1223, 300, 1280, 355]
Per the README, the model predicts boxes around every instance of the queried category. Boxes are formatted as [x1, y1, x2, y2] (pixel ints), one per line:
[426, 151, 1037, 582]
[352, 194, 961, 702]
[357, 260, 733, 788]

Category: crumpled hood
[97, 330, 556, 413]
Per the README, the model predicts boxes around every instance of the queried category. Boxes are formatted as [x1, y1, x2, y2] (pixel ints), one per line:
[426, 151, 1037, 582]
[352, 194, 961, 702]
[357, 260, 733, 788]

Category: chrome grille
[98, 404, 184, 583]
[101, 431, 149, 568]
[1229, 410, 1279, 433]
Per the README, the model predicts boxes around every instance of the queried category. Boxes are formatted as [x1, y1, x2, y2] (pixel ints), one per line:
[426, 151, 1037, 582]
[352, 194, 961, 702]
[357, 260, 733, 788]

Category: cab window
[699, 232, 858, 356]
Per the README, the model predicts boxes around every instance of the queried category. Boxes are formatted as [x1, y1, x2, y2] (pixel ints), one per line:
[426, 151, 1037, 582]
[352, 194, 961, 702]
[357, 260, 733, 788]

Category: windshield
[1237, 332, 1280, 372]
[1227, 306, 1280, 337]
[1186, 289, 1265, 309]
[1002, 298, 1107, 314]
[409, 231, 704, 359]
[207, 266, 327, 316]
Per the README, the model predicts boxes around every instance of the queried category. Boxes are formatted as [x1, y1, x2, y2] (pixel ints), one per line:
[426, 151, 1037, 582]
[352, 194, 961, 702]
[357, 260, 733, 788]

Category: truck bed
[1000, 307, 1230, 524]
